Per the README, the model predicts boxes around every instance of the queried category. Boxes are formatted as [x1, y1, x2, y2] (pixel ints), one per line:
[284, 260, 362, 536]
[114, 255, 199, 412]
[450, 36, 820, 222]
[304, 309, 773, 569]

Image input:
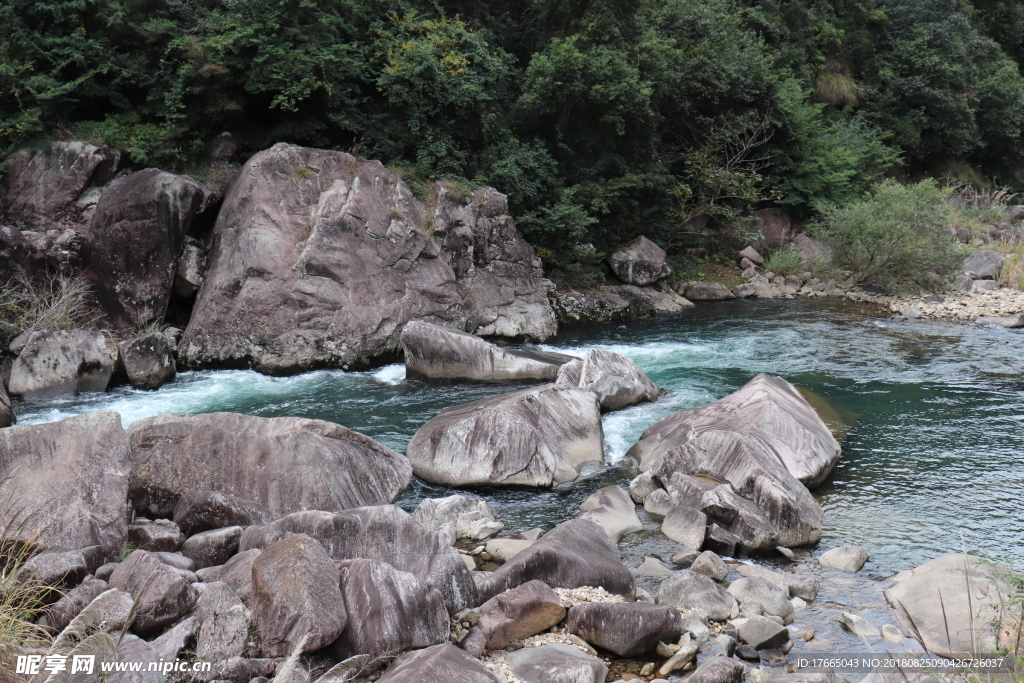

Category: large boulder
[475, 579, 566, 649]
[238, 505, 478, 612]
[628, 374, 834, 550]
[117, 332, 176, 390]
[178, 143, 556, 374]
[962, 249, 1005, 279]
[507, 643, 609, 683]
[555, 349, 661, 412]
[411, 495, 504, 546]
[476, 519, 635, 602]
[681, 282, 736, 301]
[378, 644, 501, 683]
[109, 549, 199, 636]
[406, 384, 603, 487]
[250, 533, 347, 657]
[551, 284, 693, 324]
[0, 411, 130, 561]
[566, 602, 683, 657]
[578, 485, 643, 544]
[81, 168, 214, 329]
[193, 581, 250, 660]
[8, 330, 114, 399]
[657, 570, 737, 622]
[884, 554, 1024, 657]
[819, 545, 868, 572]
[607, 236, 671, 286]
[127, 412, 411, 517]
[333, 558, 449, 658]
[401, 320, 573, 383]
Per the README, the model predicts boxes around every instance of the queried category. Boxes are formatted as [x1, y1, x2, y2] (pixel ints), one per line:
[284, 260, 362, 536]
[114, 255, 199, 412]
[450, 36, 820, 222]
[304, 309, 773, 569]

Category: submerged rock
[8, 330, 114, 399]
[128, 412, 411, 517]
[406, 384, 603, 487]
[179, 143, 556, 374]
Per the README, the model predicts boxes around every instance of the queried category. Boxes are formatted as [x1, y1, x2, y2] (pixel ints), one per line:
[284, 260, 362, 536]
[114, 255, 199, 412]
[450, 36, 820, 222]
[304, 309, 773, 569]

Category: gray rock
[735, 563, 787, 591]
[179, 144, 556, 374]
[127, 519, 184, 552]
[250, 533, 346, 657]
[682, 282, 736, 301]
[459, 626, 487, 658]
[406, 384, 603, 487]
[128, 412, 411, 517]
[670, 550, 700, 567]
[0, 411, 130, 561]
[629, 471, 660, 504]
[739, 246, 764, 266]
[556, 349, 661, 412]
[705, 523, 743, 557]
[412, 495, 504, 545]
[737, 614, 790, 650]
[659, 633, 700, 675]
[819, 545, 868, 572]
[8, 330, 114, 399]
[485, 538, 535, 562]
[578, 485, 643, 543]
[657, 570, 737, 621]
[690, 550, 728, 582]
[700, 484, 781, 554]
[476, 579, 566, 649]
[969, 279, 1000, 292]
[637, 557, 674, 576]
[881, 624, 903, 643]
[401, 320, 573, 383]
[507, 643, 609, 683]
[117, 333, 176, 390]
[238, 505, 478, 612]
[174, 236, 206, 298]
[150, 614, 199, 662]
[976, 312, 1024, 328]
[332, 558, 449, 658]
[567, 602, 683, 657]
[95, 562, 119, 581]
[109, 549, 199, 636]
[661, 506, 707, 550]
[194, 581, 249, 660]
[151, 551, 195, 571]
[181, 526, 243, 569]
[0, 383, 13, 428]
[172, 489, 271, 535]
[643, 488, 673, 519]
[607, 236, 671, 286]
[379, 643, 501, 683]
[50, 587, 135, 645]
[551, 284, 693, 325]
[16, 548, 90, 587]
[44, 576, 110, 633]
[110, 635, 164, 683]
[728, 577, 794, 623]
[219, 548, 261, 605]
[687, 656, 744, 683]
[787, 574, 820, 602]
[477, 519, 635, 602]
[962, 249, 1005, 278]
[839, 612, 880, 638]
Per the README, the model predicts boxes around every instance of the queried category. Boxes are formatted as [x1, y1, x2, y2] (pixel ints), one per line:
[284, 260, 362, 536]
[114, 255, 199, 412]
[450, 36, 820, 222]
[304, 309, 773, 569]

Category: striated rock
[661, 506, 708, 550]
[690, 551, 728, 582]
[682, 282, 736, 301]
[0, 383, 13, 428]
[884, 553, 1024, 657]
[476, 579, 566, 649]
[657, 570, 737, 621]
[182, 526, 243, 569]
[567, 602, 682, 657]
[477, 519, 635, 602]
[401, 320, 572, 383]
[507, 643, 609, 683]
[127, 519, 184, 552]
[128, 412, 411, 517]
[688, 655, 744, 683]
[8, 330, 114, 399]
[172, 489, 271, 536]
[333, 558, 449, 658]
[406, 384, 603, 487]
[578, 485, 643, 544]
[819, 545, 868, 572]
[378, 643, 501, 683]
[412, 495, 504, 545]
[0, 411, 130, 561]
[82, 168, 214, 329]
[555, 349, 660, 412]
[238, 505, 478, 612]
[117, 333, 176, 390]
[737, 614, 790, 650]
[840, 612, 880, 638]
[551, 284, 693, 325]
[250, 534, 346, 657]
[962, 249, 1005, 279]
[179, 143, 556, 374]
[607, 236, 671, 286]
[45, 576, 110, 633]
[109, 549, 198, 636]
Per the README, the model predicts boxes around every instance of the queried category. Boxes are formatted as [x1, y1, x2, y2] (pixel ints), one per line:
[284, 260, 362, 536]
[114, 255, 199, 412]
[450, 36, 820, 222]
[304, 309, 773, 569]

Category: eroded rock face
[607, 236, 671, 286]
[0, 411, 130, 561]
[477, 519, 635, 602]
[379, 644, 501, 683]
[411, 495, 504, 546]
[8, 330, 114, 399]
[238, 506, 478, 612]
[406, 384, 603, 487]
[555, 349, 661, 412]
[117, 332, 176, 390]
[567, 602, 683, 657]
[0, 383, 13, 428]
[179, 143, 556, 374]
[127, 412, 411, 517]
[333, 558, 449, 658]
[401, 320, 573, 383]
[82, 168, 214, 329]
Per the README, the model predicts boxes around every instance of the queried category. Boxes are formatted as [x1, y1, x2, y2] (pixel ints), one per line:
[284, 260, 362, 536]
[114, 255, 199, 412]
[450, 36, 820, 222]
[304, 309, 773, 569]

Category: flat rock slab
[657, 569, 737, 622]
[379, 644, 501, 683]
[578, 485, 643, 544]
[567, 602, 683, 657]
[407, 384, 603, 487]
[128, 412, 411, 517]
[507, 643, 609, 683]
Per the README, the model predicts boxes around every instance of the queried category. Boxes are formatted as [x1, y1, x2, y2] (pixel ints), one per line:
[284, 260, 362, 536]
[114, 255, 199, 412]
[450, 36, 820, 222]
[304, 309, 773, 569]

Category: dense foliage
[2, 0, 1023, 281]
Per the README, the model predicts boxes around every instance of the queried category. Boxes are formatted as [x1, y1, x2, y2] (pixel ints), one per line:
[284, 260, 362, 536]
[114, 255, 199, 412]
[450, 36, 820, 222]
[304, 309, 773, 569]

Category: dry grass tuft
[0, 270, 97, 346]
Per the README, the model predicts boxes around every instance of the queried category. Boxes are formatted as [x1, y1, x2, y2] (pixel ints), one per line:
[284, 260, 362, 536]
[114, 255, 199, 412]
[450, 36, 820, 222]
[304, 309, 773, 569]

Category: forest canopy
[2, 0, 1023, 281]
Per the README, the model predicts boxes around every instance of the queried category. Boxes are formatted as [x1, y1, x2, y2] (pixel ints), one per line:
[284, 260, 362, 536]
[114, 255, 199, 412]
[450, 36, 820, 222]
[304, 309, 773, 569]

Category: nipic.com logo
[15, 655, 213, 676]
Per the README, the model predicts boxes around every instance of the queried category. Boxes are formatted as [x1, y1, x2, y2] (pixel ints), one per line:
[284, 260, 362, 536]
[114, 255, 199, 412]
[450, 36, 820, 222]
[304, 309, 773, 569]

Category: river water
[14, 299, 1024, 580]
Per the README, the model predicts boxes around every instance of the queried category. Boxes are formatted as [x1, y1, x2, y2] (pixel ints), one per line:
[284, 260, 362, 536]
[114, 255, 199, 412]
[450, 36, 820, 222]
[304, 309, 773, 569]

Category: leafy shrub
[763, 249, 805, 276]
[812, 179, 959, 293]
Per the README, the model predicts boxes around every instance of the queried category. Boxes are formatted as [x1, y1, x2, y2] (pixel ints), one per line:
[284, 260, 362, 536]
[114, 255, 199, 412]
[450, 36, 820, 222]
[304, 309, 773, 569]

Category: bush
[812, 179, 959, 293]
[0, 272, 96, 346]
[763, 249, 805, 276]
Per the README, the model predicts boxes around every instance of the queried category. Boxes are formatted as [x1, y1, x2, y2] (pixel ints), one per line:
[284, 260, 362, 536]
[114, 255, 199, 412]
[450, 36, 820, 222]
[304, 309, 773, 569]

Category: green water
[15, 299, 1024, 577]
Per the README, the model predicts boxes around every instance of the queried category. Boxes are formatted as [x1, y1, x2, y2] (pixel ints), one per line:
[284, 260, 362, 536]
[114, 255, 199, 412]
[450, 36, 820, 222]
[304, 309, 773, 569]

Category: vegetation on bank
[3, 0, 1024, 285]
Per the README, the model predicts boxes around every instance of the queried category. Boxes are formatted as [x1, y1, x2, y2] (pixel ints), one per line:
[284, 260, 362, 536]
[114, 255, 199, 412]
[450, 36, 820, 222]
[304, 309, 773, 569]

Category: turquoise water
[14, 299, 1024, 577]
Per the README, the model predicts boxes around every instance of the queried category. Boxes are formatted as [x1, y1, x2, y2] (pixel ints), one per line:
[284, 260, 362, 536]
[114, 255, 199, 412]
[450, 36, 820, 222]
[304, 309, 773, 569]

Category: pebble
[553, 586, 626, 607]
[856, 285, 1024, 321]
